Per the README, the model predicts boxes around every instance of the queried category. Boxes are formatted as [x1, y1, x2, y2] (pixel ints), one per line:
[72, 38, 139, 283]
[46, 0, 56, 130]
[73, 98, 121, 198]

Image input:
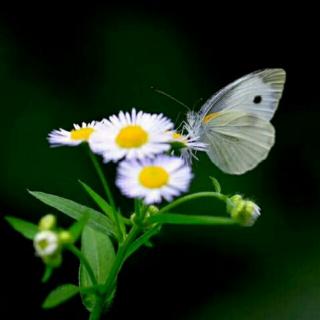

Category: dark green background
[1, 2, 319, 319]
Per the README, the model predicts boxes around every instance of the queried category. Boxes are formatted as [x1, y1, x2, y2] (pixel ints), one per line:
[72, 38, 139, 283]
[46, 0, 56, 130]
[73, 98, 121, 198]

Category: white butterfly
[184, 69, 286, 175]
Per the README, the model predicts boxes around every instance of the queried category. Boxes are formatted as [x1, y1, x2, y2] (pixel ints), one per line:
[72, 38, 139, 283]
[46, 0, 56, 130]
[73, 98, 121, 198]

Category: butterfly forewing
[200, 69, 286, 121]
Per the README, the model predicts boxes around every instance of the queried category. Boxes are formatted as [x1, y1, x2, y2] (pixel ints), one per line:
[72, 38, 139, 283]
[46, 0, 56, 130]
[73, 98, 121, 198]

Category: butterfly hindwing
[202, 111, 275, 174]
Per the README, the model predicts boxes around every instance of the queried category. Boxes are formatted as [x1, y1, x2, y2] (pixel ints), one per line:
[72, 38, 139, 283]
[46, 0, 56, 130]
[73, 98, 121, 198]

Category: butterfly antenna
[151, 86, 190, 110]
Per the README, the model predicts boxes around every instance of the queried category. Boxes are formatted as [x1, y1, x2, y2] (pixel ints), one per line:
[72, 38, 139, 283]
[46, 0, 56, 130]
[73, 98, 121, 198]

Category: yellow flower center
[139, 166, 169, 188]
[70, 127, 95, 141]
[38, 239, 49, 250]
[172, 132, 187, 144]
[116, 125, 148, 148]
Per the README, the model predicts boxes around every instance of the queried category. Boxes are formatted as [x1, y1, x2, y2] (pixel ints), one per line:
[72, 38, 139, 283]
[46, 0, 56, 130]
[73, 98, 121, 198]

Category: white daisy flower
[116, 155, 193, 204]
[170, 130, 207, 163]
[48, 121, 98, 147]
[89, 108, 174, 162]
[34, 230, 59, 257]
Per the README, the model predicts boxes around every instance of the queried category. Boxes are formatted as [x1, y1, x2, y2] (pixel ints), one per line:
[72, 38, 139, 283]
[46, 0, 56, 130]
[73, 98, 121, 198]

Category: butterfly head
[185, 111, 203, 137]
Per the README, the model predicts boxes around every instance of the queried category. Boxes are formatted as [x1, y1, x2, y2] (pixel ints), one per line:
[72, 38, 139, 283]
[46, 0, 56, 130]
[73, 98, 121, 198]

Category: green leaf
[126, 225, 161, 259]
[5, 216, 38, 240]
[148, 213, 236, 226]
[42, 284, 79, 309]
[209, 176, 222, 193]
[42, 265, 54, 283]
[79, 226, 116, 312]
[79, 284, 104, 295]
[79, 180, 114, 220]
[79, 181, 127, 241]
[68, 214, 89, 242]
[28, 191, 115, 237]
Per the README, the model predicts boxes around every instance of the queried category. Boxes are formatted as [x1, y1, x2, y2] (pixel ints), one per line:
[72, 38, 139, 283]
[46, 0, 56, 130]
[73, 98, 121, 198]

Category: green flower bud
[146, 205, 159, 216]
[39, 214, 56, 231]
[228, 195, 260, 226]
[59, 230, 73, 244]
[130, 212, 137, 224]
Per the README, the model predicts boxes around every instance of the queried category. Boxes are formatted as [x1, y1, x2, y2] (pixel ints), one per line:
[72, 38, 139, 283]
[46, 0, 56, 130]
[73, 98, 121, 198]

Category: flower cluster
[6, 72, 275, 319]
[48, 108, 205, 204]
[33, 214, 73, 267]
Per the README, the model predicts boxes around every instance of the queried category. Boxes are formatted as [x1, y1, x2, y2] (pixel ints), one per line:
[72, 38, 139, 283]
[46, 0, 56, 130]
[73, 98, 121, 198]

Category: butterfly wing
[202, 111, 275, 174]
[200, 69, 286, 121]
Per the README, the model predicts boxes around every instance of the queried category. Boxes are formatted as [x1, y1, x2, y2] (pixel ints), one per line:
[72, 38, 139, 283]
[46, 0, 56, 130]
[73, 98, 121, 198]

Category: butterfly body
[185, 69, 286, 174]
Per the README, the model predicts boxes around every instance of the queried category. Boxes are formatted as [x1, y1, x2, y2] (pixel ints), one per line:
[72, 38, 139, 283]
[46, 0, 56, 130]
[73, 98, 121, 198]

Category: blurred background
[0, 2, 319, 319]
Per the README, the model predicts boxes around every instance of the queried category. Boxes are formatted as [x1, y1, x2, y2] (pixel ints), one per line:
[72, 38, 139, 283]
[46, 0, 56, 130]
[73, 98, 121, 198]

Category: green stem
[88, 148, 123, 240]
[148, 213, 236, 226]
[134, 198, 140, 218]
[88, 149, 116, 211]
[102, 225, 140, 295]
[67, 244, 97, 287]
[89, 296, 104, 320]
[88, 225, 141, 320]
[121, 216, 132, 225]
[125, 225, 161, 259]
[158, 192, 229, 214]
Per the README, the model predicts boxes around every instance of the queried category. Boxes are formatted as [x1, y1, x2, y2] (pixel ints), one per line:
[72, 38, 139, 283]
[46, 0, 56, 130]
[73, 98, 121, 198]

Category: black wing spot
[253, 95, 262, 104]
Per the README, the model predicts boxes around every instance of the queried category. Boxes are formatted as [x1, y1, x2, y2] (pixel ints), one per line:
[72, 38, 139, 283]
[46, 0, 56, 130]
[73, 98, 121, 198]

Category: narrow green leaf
[144, 240, 154, 248]
[28, 191, 115, 237]
[5, 216, 38, 240]
[148, 213, 236, 226]
[209, 176, 222, 193]
[79, 180, 126, 242]
[68, 214, 89, 242]
[42, 284, 79, 309]
[79, 284, 104, 295]
[79, 226, 116, 312]
[42, 266, 54, 283]
[79, 180, 113, 220]
[126, 226, 161, 259]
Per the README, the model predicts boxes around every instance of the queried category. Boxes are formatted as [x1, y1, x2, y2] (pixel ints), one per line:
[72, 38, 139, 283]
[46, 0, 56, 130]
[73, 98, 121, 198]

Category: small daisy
[48, 121, 98, 147]
[34, 230, 59, 257]
[116, 155, 193, 204]
[89, 108, 174, 162]
[170, 130, 207, 163]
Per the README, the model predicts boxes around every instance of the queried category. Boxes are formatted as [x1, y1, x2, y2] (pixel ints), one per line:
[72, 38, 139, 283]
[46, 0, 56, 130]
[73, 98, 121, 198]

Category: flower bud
[146, 205, 159, 216]
[228, 195, 260, 226]
[130, 212, 137, 224]
[59, 230, 73, 244]
[39, 214, 56, 231]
